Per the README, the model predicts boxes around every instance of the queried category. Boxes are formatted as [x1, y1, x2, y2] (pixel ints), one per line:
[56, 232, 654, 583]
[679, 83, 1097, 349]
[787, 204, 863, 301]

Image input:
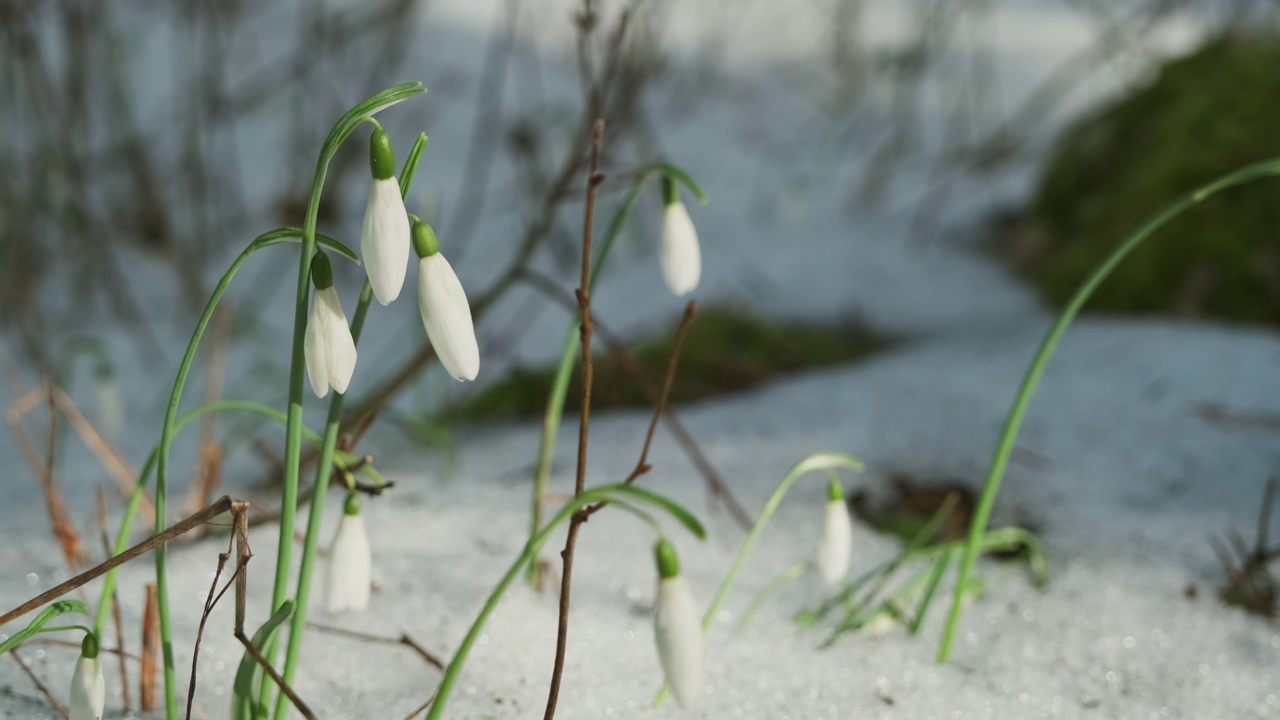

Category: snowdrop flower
[653, 539, 703, 708]
[817, 477, 853, 586]
[360, 127, 411, 305]
[93, 364, 123, 439]
[303, 252, 358, 399]
[69, 633, 104, 720]
[324, 495, 372, 613]
[413, 220, 479, 381]
[659, 176, 701, 297]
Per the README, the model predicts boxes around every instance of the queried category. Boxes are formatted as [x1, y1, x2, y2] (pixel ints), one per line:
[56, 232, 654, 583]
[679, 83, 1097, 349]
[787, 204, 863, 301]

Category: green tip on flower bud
[370, 128, 396, 181]
[654, 539, 681, 579]
[343, 494, 361, 516]
[661, 175, 680, 206]
[80, 632, 99, 659]
[827, 477, 844, 502]
[412, 220, 440, 258]
[310, 251, 334, 290]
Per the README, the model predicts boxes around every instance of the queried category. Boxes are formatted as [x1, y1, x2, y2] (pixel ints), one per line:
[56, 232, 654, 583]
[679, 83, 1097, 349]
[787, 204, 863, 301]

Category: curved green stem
[93, 398, 365, 639]
[255, 84, 422, 718]
[426, 483, 703, 720]
[936, 157, 1280, 664]
[149, 226, 358, 718]
[274, 132, 427, 720]
[526, 163, 707, 583]
[653, 452, 864, 706]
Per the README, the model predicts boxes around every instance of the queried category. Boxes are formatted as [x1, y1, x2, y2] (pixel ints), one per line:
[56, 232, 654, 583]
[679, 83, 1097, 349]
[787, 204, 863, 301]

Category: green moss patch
[1007, 36, 1280, 325]
[448, 306, 891, 421]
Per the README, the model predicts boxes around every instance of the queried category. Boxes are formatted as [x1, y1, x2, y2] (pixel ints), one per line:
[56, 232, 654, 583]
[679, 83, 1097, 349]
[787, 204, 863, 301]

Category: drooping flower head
[69, 633, 104, 720]
[324, 494, 372, 613]
[93, 361, 123, 439]
[303, 252, 358, 399]
[413, 220, 480, 382]
[360, 128, 411, 305]
[652, 539, 703, 708]
[659, 176, 701, 297]
[817, 476, 853, 586]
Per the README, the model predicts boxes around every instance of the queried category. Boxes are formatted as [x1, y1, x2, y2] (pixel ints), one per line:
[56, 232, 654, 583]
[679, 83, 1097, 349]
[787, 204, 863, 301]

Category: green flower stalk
[270, 130, 428, 720]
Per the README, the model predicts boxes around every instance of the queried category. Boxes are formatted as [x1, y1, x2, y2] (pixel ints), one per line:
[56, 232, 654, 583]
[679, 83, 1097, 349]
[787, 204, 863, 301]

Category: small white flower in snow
[653, 540, 703, 708]
[94, 368, 124, 439]
[413, 221, 480, 382]
[360, 128, 411, 305]
[324, 495, 372, 613]
[659, 177, 701, 297]
[303, 253, 357, 399]
[817, 478, 853, 586]
[69, 635, 104, 720]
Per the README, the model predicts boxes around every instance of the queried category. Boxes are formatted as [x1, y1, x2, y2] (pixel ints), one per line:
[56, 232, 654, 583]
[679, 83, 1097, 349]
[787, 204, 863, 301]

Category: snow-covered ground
[3, 1, 1278, 718]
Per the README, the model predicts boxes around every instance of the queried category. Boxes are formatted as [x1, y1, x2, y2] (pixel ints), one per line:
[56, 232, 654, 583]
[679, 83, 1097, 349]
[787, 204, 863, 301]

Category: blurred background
[0, 0, 1275, 524]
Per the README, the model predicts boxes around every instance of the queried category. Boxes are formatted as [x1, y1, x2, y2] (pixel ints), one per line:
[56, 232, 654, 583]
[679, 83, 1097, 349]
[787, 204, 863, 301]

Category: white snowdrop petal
[325, 513, 372, 613]
[315, 287, 358, 395]
[655, 575, 704, 708]
[360, 177, 411, 305]
[817, 499, 853, 586]
[417, 254, 480, 381]
[69, 655, 104, 720]
[94, 376, 124, 438]
[660, 202, 701, 296]
[304, 297, 330, 399]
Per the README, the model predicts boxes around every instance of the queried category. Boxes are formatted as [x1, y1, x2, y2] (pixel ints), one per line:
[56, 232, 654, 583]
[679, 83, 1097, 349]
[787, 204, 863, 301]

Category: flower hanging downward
[303, 252, 358, 399]
[659, 176, 701, 297]
[324, 494, 372, 613]
[653, 539, 703, 708]
[69, 633, 104, 720]
[413, 220, 480, 381]
[360, 127, 411, 305]
[817, 476, 853, 586]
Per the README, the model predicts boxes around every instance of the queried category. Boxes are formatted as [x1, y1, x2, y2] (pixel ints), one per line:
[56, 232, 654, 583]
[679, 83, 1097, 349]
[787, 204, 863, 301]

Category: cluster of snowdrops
[44, 82, 731, 720]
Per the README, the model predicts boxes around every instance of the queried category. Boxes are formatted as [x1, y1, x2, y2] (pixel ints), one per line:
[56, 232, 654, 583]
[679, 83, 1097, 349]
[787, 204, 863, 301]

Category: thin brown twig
[305, 622, 445, 671]
[401, 693, 438, 720]
[222, 499, 315, 720]
[141, 583, 158, 711]
[47, 383, 154, 524]
[0, 496, 239, 628]
[186, 527, 243, 720]
[542, 117, 606, 720]
[234, 631, 317, 720]
[576, 301, 698, 525]
[8, 383, 87, 570]
[623, 301, 696, 484]
[515, 269, 754, 528]
[10, 649, 68, 719]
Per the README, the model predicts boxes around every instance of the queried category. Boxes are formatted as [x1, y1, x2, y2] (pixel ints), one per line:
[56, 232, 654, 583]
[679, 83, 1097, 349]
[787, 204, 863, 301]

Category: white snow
[3, 1, 1278, 719]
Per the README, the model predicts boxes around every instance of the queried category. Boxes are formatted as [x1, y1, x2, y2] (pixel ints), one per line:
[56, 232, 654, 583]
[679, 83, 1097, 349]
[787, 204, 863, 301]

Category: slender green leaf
[400, 133, 428, 198]
[601, 485, 707, 540]
[0, 600, 90, 654]
[251, 227, 359, 264]
[910, 550, 954, 636]
[232, 600, 294, 720]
